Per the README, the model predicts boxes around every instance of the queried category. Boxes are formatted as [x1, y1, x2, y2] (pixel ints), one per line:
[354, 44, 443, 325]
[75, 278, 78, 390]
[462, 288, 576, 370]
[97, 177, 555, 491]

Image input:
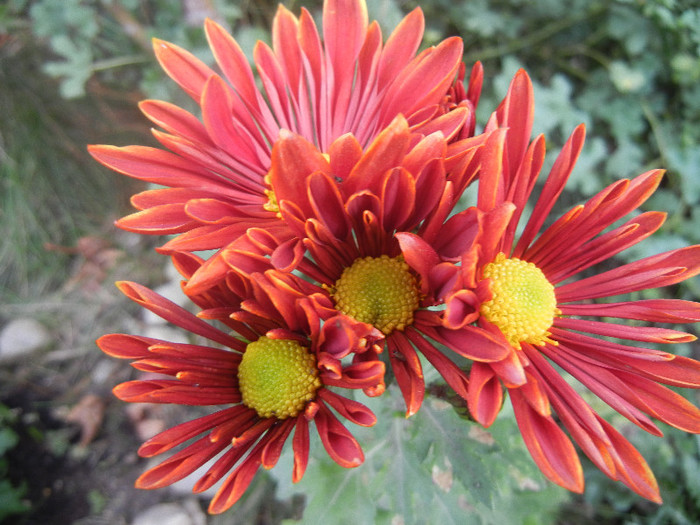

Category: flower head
[97, 252, 384, 514]
[222, 111, 513, 417]
[443, 69, 700, 502]
[88, 0, 482, 291]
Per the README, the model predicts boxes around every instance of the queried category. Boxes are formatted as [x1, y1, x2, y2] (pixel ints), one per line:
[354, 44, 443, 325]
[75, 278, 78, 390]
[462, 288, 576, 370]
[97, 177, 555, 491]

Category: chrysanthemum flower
[222, 111, 514, 417]
[88, 0, 482, 290]
[441, 69, 700, 501]
[97, 252, 384, 514]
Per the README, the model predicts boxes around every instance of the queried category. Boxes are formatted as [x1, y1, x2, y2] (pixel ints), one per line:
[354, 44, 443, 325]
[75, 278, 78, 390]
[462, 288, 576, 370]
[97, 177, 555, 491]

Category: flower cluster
[93, 0, 700, 514]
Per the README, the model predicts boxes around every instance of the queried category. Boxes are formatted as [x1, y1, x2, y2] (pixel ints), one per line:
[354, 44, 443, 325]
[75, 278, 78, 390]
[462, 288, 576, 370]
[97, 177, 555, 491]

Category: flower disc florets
[238, 337, 321, 419]
[263, 173, 281, 216]
[480, 253, 560, 349]
[331, 255, 420, 335]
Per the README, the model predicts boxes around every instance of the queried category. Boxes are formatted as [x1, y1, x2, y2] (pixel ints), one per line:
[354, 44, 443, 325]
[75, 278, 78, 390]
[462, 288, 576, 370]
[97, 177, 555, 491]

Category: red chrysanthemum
[97, 252, 384, 514]
[440, 69, 700, 502]
[221, 110, 518, 417]
[88, 0, 483, 290]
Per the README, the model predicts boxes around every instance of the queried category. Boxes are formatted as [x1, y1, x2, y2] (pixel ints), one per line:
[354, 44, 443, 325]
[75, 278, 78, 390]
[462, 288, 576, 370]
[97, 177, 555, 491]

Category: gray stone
[91, 359, 117, 384]
[131, 501, 205, 525]
[0, 317, 51, 361]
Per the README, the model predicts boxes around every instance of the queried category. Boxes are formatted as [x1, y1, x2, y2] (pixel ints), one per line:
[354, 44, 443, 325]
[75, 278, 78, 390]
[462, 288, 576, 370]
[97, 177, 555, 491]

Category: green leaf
[271, 386, 567, 524]
[0, 480, 29, 521]
[0, 427, 18, 457]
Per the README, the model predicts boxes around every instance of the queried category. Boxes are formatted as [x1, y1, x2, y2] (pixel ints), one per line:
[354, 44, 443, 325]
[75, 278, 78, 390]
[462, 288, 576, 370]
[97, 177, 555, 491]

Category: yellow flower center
[263, 173, 280, 216]
[238, 337, 321, 419]
[480, 253, 560, 349]
[331, 255, 420, 335]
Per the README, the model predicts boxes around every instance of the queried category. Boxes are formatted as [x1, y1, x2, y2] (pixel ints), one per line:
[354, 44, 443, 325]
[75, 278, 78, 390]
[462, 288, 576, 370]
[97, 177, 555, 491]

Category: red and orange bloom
[222, 112, 513, 417]
[88, 0, 482, 291]
[97, 252, 384, 514]
[440, 70, 700, 501]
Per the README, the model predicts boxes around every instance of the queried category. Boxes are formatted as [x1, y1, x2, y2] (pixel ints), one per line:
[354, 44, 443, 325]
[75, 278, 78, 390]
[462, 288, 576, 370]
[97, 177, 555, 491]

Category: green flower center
[480, 253, 559, 349]
[238, 337, 321, 419]
[332, 255, 420, 335]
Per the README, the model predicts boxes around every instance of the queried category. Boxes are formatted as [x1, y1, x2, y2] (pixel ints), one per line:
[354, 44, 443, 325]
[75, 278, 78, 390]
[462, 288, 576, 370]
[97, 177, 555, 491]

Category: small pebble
[131, 501, 204, 525]
[0, 317, 51, 362]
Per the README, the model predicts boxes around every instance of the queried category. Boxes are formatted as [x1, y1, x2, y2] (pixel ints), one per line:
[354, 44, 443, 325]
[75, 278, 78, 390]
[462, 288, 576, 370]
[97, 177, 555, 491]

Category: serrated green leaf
[271, 386, 566, 525]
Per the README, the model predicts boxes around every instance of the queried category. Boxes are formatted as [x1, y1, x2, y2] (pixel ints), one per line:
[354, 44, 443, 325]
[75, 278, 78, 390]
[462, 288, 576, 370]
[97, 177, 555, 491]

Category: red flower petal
[557, 245, 700, 302]
[545, 211, 666, 284]
[308, 172, 351, 239]
[323, 0, 368, 126]
[429, 206, 482, 260]
[183, 251, 235, 296]
[491, 69, 535, 180]
[377, 7, 424, 90]
[271, 5, 302, 98]
[379, 37, 463, 126]
[380, 167, 416, 232]
[502, 135, 546, 249]
[114, 380, 239, 405]
[560, 299, 700, 323]
[323, 360, 386, 391]
[407, 328, 470, 400]
[314, 404, 364, 468]
[201, 75, 268, 171]
[292, 417, 310, 483]
[152, 38, 214, 101]
[613, 354, 700, 389]
[208, 447, 263, 514]
[541, 345, 662, 436]
[139, 99, 212, 145]
[343, 115, 411, 196]
[88, 145, 232, 191]
[425, 324, 511, 362]
[510, 389, 584, 493]
[528, 170, 664, 273]
[555, 317, 696, 344]
[395, 232, 440, 294]
[524, 346, 610, 444]
[467, 362, 503, 427]
[204, 19, 272, 130]
[443, 289, 480, 329]
[616, 371, 700, 433]
[270, 130, 330, 218]
[318, 388, 376, 427]
[130, 187, 220, 210]
[136, 434, 227, 489]
[139, 407, 250, 457]
[598, 418, 661, 503]
[261, 419, 296, 470]
[513, 124, 586, 258]
[116, 204, 197, 234]
[329, 133, 363, 181]
[116, 281, 241, 348]
[477, 128, 507, 212]
[388, 332, 425, 416]
[97, 334, 155, 360]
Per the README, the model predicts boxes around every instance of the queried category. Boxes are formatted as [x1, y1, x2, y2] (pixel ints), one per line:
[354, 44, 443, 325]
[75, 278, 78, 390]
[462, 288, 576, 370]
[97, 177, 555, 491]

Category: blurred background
[1, 0, 699, 523]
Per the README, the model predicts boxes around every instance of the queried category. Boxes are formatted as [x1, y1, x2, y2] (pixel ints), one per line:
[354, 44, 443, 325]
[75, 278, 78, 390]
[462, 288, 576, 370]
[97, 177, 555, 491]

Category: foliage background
[0, 0, 699, 523]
